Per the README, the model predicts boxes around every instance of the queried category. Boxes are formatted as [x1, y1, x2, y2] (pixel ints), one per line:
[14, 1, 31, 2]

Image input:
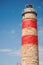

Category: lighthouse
[22, 4, 39, 65]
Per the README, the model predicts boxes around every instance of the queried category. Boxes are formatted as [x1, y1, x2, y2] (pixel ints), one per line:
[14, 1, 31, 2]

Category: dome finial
[26, 4, 33, 8]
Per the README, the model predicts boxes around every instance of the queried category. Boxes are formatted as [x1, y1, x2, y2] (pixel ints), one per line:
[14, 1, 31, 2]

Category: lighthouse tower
[22, 4, 39, 65]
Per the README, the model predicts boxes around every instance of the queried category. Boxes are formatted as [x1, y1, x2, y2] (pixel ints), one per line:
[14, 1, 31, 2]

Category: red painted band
[22, 35, 38, 45]
[22, 20, 37, 29]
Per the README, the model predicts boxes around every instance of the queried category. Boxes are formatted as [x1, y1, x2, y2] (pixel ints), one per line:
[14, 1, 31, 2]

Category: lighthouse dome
[22, 4, 37, 16]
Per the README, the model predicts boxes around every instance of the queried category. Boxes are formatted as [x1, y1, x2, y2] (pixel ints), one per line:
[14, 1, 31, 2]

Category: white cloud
[0, 48, 20, 56]
[8, 51, 20, 56]
[38, 28, 43, 65]
[39, 46, 43, 52]
[39, 62, 43, 65]
[39, 46, 43, 65]
[38, 28, 43, 43]
[0, 29, 15, 35]
[38, 28, 43, 33]
[11, 30, 15, 34]
[0, 49, 12, 52]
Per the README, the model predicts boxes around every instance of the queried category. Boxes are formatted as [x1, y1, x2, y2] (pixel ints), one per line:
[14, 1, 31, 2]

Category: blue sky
[0, 0, 43, 65]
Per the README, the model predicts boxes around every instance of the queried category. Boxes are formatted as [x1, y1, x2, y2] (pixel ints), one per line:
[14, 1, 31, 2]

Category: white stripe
[22, 27, 38, 36]
[22, 13, 36, 20]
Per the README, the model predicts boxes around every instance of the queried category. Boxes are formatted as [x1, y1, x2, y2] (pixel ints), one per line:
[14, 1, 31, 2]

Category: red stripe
[22, 20, 37, 29]
[22, 35, 38, 45]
